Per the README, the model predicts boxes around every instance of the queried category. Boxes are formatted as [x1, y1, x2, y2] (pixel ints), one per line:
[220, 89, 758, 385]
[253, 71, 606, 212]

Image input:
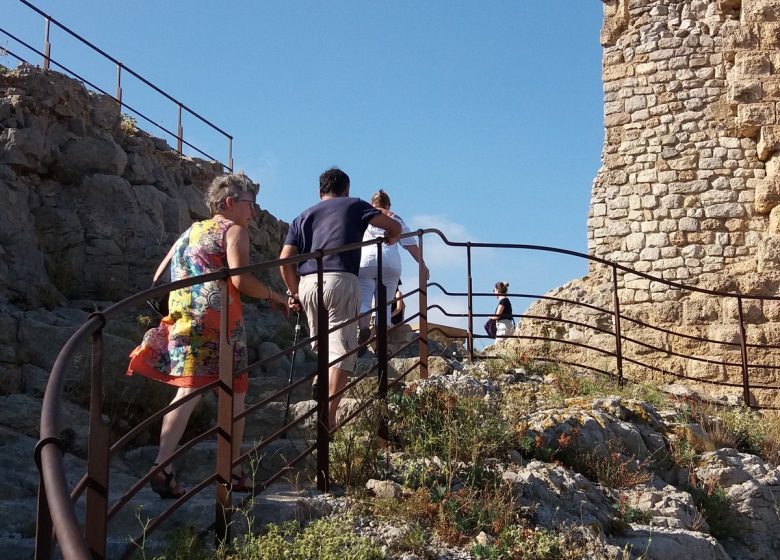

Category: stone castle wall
[515, 0, 780, 408]
[593, 0, 780, 298]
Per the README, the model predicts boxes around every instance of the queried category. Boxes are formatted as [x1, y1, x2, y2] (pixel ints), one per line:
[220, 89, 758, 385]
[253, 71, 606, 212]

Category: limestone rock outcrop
[0, 64, 286, 310]
[370, 367, 780, 559]
[0, 63, 298, 554]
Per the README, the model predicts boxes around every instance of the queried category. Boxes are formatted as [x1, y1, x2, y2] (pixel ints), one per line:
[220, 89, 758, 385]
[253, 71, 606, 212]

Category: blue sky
[3, 1, 605, 331]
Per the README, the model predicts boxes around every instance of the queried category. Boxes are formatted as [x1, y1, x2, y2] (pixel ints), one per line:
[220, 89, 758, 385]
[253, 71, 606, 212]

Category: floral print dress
[128, 216, 249, 393]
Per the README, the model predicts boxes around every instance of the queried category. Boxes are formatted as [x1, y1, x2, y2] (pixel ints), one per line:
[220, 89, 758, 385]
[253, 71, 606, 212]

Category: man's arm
[279, 244, 302, 310]
[369, 212, 402, 245]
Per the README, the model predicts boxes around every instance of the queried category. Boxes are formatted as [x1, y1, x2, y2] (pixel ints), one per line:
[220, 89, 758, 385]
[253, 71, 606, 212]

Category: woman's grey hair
[205, 173, 258, 215]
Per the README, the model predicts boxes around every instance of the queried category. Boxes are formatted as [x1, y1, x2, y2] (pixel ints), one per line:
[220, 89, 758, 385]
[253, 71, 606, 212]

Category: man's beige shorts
[299, 272, 359, 372]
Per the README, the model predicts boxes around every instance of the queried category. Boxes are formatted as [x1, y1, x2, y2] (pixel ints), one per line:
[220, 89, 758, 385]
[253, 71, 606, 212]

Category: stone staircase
[4, 326, 460, 559]
[0, 356, 326, 559]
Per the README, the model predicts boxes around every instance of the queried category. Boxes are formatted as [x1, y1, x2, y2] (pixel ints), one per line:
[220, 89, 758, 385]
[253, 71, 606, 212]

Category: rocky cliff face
[0, 63, 302, 554]
[0, 64, 286, 310]
[0, 63, 292, 444]
[515, 0, 780, 408]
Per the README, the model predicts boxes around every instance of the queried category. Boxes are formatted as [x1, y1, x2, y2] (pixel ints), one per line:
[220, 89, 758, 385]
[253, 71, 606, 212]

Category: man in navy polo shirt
[279, 168, 401, 430]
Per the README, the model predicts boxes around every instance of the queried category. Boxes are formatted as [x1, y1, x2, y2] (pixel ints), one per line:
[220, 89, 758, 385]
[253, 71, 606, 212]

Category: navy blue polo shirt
[284, 197, 380, 276]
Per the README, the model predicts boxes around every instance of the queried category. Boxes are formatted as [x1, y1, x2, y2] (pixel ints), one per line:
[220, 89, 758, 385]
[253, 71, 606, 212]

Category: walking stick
[281, 312, 302, 438]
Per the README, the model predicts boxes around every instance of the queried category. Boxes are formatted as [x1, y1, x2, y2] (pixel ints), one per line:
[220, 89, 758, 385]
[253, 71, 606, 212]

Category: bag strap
[152, 243, 176, 284]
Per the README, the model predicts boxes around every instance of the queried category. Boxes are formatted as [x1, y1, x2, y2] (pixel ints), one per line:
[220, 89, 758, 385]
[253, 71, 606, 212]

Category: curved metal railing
[35, 228, 780, 558]
[421, 231, 780, 408]
[35, 231, 430, 559]
[2, 0, 234, 170]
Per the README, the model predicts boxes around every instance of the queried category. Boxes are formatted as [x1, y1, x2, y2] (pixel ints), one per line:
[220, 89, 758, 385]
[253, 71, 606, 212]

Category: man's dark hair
[319, 167, 350, 196]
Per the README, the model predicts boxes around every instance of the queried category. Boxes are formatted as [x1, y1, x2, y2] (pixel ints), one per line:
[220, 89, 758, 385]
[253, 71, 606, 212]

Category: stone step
[5, 444, 324, 560]
[102, 480, 331, 558]
[106, 440, 323, 556]
[121, 439, 316, 488]
[246, 375, 313, 408]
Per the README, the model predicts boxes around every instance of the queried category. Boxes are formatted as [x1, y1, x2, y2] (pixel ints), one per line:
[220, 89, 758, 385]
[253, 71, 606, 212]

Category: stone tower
[594, 0, 780, 289]
[516, 0, 780, 408]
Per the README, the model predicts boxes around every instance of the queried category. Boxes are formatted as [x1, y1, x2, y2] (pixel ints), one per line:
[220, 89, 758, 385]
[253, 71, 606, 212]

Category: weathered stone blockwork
[593, 0, 780, 291]
[516, 0, 780, 408]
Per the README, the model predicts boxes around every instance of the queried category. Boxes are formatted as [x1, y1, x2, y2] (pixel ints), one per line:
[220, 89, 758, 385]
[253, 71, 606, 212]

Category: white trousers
[496, 319, 514, 338]
[358, 266, 402, 327]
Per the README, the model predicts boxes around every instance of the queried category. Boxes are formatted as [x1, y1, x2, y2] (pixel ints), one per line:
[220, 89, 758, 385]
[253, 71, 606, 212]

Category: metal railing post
[116, 62, 123, 107]
[376, 244, 389, 438]
[315, 253, 330, 491]
[176, 103, 183, 154]
[42, 16, 51, 70]
[417, 232, 428, 379]
[214, 276, 234, 546]
[736, 295, 751, 407]
[466, 243, 474, 361]
[85, 324, 109, 559]
[34, 473, 54, 559]
[228, 137, 234, 172]
[611, 265, 624, 386]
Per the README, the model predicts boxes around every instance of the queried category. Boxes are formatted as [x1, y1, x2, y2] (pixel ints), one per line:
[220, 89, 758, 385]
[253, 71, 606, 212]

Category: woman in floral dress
[128, 173, 287, 498]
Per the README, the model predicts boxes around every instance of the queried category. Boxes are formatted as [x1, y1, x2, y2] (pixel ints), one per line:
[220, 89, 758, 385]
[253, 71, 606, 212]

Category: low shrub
[688, 480, 745, 541]
[371, 481, 518, 547]
[388, 384, 517, 486]
[329, 401, 387, 488]
[232, 516, 383, 560]
[668, 435, 698, 473]
[582, 448, 651, 488]
[519, 428, 651, 488]
[678, 402, 779, 465]
[472, 523, 617, 560]
[122, 114, 138, 135]
[612, 493, 652, 525]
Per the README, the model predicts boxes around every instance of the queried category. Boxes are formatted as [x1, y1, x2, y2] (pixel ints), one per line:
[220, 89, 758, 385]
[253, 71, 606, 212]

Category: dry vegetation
[146, 351, 779, 559]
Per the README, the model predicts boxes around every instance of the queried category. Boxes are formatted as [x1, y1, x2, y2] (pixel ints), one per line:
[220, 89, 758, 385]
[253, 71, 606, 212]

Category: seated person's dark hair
[319, 167, 350, 196]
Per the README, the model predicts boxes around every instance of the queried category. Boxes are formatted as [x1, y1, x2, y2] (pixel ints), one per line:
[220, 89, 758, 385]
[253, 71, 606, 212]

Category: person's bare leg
[328, 367, 349, 428]
[155, 387, 203, 467]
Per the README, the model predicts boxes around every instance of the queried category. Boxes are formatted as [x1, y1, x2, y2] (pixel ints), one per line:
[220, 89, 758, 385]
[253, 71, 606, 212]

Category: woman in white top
[358, 190, 426, 351]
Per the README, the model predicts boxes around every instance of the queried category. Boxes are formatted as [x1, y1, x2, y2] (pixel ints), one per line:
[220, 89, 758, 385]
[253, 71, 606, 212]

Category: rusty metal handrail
[419, 228, 780, 410]
[37, 227, 780, 558]
[5, 0, 234, 170]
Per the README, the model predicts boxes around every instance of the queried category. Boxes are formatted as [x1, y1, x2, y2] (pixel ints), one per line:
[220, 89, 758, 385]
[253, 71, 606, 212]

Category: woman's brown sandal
[149, 464, 186, 499]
